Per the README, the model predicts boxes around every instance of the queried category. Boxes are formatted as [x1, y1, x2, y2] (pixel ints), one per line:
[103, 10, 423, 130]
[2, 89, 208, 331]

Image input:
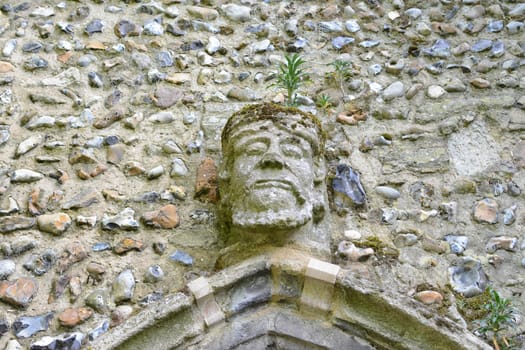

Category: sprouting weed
[269, 53, 308, 107]
[474, 287, 517, 350]
[316, 94, 333, 115]
[328, 59, 353, 97]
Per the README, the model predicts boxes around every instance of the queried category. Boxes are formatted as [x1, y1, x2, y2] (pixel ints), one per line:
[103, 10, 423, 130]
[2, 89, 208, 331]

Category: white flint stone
[5, 339, 22, 350]
[149, 111, 175, 123]
[171, 158, 189, 177]
[11, 169, 43, 183]
[344, 230, 362, 240]
[147, 165, 165, 179]
[251, 39, 272, 53]
[0, 259, 16, 279]
[221, 4, 251, 22]
[375, 186, 401, 199]
[369, 82, 383, 94]
[345, 20, 360, 32]
[382, 81, 404, 100]
[16, 135, 42, 157]
[0, 197, 19, 215]
[214, 70, 232, 84]
[25, 116, 56, 130]
[206, 36, 221, 55]
[388, 11, 400, 21]
[427, 85, 446, 99]
[338, 241, 374, 261]
[31, 7, 55, 17]
[112, 269, 136, 303]
[76, 215, 97, 228]
[197, 51, 216, 66]
[2, 39, 17, 57]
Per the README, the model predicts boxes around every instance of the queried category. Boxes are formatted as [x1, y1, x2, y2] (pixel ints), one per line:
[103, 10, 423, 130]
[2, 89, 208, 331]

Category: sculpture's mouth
[252, 179, 295, 192]
[251, 179, 305, 205]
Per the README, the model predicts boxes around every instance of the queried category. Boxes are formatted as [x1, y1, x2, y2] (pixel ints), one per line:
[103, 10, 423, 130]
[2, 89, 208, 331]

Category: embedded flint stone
[13, 312, 53, 338]
[473, 198, 499, 224]
[112, 269, 135, 304]
[10, 169, 43, 183]
[448, 257, 488, 297]
[0, 216, 36, 233]
[85, 289, 111, 313]
[337, 241, 374, 261]
[187, 277, 225, 327]
[102, 208, 139, 231]
[300, 258, 340, 312]
[15, 135, 42, 157]
[332, 164, 366, 206]
[0, 197, 19, 215]
[62, 189, 100, 210]
[444, 235, 468, 255]
[486, 236, 518, 253]
[0, 278, 38, 309]
[37, 213, 72, 235]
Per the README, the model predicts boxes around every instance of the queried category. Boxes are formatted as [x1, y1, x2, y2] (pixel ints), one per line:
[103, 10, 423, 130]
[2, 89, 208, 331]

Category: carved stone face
[227, 120, 316, 230]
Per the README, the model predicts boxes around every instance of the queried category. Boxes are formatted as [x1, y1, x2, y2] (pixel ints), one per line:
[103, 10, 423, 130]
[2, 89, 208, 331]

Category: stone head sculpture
[219, 103, 329, 253]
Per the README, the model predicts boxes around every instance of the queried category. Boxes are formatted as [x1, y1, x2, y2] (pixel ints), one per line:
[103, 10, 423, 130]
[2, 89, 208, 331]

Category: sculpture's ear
[313, 158, 326, 184]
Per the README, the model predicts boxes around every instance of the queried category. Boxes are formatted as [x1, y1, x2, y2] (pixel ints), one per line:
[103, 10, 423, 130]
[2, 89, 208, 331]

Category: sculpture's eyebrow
[234, 135, 270, 149]
[229, 128, 269, 147]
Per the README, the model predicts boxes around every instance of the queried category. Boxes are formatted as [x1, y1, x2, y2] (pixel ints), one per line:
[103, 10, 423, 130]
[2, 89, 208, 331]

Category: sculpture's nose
[259, 151, 284, 169]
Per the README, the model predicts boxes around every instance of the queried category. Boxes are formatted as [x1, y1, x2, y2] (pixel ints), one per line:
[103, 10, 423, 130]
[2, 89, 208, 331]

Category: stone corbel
[300, 258, 340, 313]
[187, 277, 225, 327]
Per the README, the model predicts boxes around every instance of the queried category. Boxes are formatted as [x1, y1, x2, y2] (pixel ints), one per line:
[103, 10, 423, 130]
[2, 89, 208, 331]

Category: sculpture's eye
[243, 141, 267, 156]
[281, 142, 303, 158]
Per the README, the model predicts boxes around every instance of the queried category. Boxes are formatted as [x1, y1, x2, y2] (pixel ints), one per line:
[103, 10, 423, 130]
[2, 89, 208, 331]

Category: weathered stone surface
[379, 138, 449, 174]
[109, 307, 133, 329]
[0, 277, 38, 308]
[513, 141, 525, 168]
[414, 291, 443, 305]
[449, 257, 488, 297]
[448, 120, 500, 176]
[58, 307, 93, 327]
[37, 213, 72, 235]
[102, 208, 139, 231]
[23, 250, 56, 276]
[473, 198, 499, 224]
[113, 238, 145, 254]
[112, 269, 135, 304]
[62, 189, 100, 209]
[11, 169, 43, 183]
[85, 289, 111, 313]
[195, 157, 218, 203]
[0, 216, 36, 233]
[0, 259, 15, 279]
[141, 204, 180, 229]
[56, 242, 88, 274]
[154, 87, 183, 109]
[13, 312, 53, 338]
[486, 236, 518, 253]
[0, 0, 523, 347]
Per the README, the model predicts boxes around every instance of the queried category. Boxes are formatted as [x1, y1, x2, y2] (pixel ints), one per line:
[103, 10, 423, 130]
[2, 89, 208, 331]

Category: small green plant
[474, 287, 515, 350]
[328, 59, 353, 97]
[270, 53, 308, 107]
[316, 94, 333, 115]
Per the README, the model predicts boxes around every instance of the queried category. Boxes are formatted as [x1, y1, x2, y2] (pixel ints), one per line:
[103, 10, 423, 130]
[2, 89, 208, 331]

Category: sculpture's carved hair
[221, 103, 325, 157]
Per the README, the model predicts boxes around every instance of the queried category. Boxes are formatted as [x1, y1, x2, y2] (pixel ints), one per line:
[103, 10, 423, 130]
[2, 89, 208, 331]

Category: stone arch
[92, 249, 489, 350]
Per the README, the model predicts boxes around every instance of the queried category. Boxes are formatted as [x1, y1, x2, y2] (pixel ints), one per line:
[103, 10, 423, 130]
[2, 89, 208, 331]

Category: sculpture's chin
[231, 207, 312, 231]
[247, 187, 298, 212]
